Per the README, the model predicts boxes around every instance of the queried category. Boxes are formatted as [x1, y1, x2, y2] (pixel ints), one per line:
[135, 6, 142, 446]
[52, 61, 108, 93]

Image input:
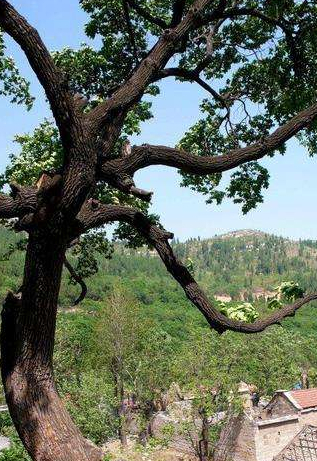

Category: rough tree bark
[198, 408, 210, 461]
[1, 231, 103, 461]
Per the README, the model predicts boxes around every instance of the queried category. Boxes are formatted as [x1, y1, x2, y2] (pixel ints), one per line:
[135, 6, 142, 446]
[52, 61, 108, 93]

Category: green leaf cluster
[0, 32, 34, 109]
[219, 301, 259, 323]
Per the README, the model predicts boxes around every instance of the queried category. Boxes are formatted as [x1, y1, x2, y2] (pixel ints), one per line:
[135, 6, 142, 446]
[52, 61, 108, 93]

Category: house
[0, 436, 10, 452]
[251, 287, 276, 301]
[214, 293, 232, 303]
[214, 384, 317, 461]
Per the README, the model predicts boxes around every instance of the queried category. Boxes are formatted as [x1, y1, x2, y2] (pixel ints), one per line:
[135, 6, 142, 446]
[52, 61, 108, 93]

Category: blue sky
[1, 0, 317, 241]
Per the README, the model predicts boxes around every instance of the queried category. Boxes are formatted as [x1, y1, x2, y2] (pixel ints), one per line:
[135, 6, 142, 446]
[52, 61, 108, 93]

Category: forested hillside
[173, 230, 317, 303]
[1, 226, 317, 460]
[2, 226, 317, 332]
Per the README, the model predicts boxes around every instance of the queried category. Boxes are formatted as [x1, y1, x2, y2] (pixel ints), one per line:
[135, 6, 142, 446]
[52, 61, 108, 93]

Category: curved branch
[74, 202, 317, 334]
[100, 100, 317, 179]
[155, 68, 227, 104]
[75, 200, 173, 240]
[0, 1, 75, 135]
[150, 236, 317, 334]
[64, 258, 88, 306]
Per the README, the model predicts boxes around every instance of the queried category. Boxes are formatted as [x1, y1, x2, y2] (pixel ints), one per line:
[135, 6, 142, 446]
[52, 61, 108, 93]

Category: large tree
[1, 0, 317, 459]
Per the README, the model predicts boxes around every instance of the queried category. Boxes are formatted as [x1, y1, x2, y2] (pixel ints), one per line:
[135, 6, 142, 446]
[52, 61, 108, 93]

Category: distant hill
[1, 226, 317, 334]
[213, 229, 267, 240]
[171, 230, 317, 301]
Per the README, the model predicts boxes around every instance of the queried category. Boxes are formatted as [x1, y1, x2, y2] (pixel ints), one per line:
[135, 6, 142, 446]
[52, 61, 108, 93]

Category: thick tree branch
[91, 2, 301, 133]
[75, 202, 317, 334]
[0, 0, 75, 137]
[0, 186, 37, 220]
[100, 100, 317, 178]
[64, 258, 88, 306]
[0, 193, 22, 220]
[75, 201, 172, 240]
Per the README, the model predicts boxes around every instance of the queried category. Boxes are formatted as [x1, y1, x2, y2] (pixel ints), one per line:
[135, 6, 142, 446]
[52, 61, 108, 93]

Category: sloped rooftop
[274, 425, 317, 461]
[287, 389, 317, 410]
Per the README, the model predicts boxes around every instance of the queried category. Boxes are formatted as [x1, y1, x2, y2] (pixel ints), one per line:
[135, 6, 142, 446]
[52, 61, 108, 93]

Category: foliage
[174, 0, 317, 211]
[2, 1, 317, 290]
[0, 413, 30, 460]
[219, 301, 259, 323]
[227, 163, 270, 214]
[70, 230, 113, 279]
[2, 0, 317, 457]
[0, 435, 30, 461]
[90, 286, 179, 413]
[3, 1, 317, 216]
[0, 120, 62, 188]
[268, 281, 305, 310]
[0, 32, 34, 110]
[61, 372, 117, 445]
[277, 281, 305, 301]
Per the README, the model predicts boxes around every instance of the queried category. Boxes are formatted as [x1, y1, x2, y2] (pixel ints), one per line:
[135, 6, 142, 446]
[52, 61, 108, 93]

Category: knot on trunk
[16, 172, 64, 232]
[36, 172, 63, 202]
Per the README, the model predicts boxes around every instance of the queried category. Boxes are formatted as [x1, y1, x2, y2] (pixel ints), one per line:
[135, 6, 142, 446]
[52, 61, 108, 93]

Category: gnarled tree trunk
[1, 231, 103, 461]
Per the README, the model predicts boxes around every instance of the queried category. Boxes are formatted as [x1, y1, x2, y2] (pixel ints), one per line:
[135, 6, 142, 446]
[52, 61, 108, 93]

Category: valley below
[1, 226, 317, 460]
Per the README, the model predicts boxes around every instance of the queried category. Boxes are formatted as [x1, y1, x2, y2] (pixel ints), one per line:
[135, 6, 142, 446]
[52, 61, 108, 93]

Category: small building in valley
[214, 293, 232, 303]
[214, 385, 317, 461]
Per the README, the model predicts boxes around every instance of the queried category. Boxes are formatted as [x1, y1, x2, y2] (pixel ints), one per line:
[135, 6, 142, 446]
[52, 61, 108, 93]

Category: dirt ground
[104, 439, 197, 461]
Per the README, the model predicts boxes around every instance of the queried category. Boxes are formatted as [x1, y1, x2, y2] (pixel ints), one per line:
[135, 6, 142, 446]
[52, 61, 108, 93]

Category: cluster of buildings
[215, 384, 317, 461]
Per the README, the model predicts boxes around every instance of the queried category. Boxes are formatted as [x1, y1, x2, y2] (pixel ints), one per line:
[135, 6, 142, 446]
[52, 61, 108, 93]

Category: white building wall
[255, 418, 300, 461]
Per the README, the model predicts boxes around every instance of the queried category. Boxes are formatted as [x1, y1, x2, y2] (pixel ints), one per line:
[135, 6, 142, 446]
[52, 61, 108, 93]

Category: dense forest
[1, 226, 317, 460]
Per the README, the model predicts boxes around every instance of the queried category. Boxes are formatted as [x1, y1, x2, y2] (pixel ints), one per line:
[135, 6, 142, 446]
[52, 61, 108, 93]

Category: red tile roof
[290, 389, 317, 409]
